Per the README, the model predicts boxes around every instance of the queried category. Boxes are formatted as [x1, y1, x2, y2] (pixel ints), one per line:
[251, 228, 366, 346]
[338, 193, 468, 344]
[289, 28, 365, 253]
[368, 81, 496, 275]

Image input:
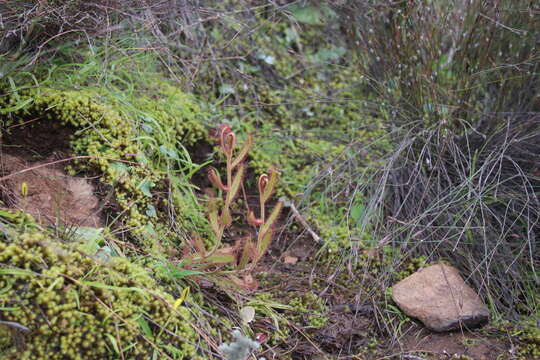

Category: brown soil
[0, 119, 103, 227]
[0, 153, 102, 227]
[389, 326, 513, 359]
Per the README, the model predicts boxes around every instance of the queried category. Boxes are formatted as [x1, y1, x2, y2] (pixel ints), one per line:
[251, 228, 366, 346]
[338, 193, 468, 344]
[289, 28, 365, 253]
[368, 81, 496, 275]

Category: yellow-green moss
[516, 319, 540, 359]
[0, 227, 198, 359]
[288, 292, 329, 329]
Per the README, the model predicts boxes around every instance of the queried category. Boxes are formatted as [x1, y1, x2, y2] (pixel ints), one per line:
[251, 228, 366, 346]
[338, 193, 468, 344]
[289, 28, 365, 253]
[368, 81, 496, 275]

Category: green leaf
[0, 268, 34, 277]
[138, 179, 154, 197]
[231, 134, 253, 169]
[157, 263, 204, 280]
[284, 27, 300, 45]
[105, 333, 120, 354]
[0, 307, 19, 311]
[258, 201, 283, 254]
[0, 209, 17, 220]
[142, 223, 158, 238]
[256, 52, 275, 65]
[136, 316, 153, 338]
[203, 253, 235, 264]
[145, 205, 157, 217]
[310, 47, 346, 63]
[223, 163, 245, 220]
[257, 227, 274, 259]
[109, 161, 129, 176]
[288, 4, 323, 25]
[95, 246, 113, 262]
[47, 278, 63, 292]
[351, 202, 365, 223]
[219, 83, 235, 95]
[208, 198, 221, 238]
[0, 98, 33, 114]
[141, 123, 154, 134]
[74, 227, 104, 255]
[238, 237, 254, 270]
[161, 345, 186, 357]
[0, 281, 13, 296]
[159, 145, 179, 160]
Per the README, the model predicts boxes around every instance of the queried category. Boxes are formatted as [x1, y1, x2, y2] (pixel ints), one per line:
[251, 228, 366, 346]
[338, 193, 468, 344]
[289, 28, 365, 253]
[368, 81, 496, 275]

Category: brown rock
[392, 263, 489, 332]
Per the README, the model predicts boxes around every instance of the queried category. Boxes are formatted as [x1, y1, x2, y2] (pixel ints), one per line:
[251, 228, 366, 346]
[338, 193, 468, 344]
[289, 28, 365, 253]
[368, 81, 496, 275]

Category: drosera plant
[182, 124, 283, 286]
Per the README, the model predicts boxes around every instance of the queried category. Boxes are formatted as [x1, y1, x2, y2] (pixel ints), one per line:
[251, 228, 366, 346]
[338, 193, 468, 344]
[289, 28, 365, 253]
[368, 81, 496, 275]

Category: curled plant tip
[247, 210, 263, 226]
[261, 168, 279, 204]
[218, 123, 232, 142]
[220, 124, 235, 156]
[258, 174, 269, 200]
[207, 167, 229, 191]
[223, 132, 236, 156]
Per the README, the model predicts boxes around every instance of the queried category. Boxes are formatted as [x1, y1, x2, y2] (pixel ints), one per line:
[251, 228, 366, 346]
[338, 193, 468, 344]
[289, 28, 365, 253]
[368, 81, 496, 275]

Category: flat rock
[392, 263, 489, 332]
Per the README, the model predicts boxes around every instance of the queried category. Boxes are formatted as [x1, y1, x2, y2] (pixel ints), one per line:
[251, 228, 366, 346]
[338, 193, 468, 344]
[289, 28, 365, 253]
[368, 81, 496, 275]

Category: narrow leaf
[201, 253, 236, 264]
[105, 334, 120, 354]
[136, 317, 153, 338]
[0, 209, 17, 220]
[0, 98, 33, 114]
[231, 134, 253, 169]
[221, 208, 233, 228]
[224, 163, 245, 209]
[0, 268, 34, 277]
[257, 227, 274, 259]
[238, 236, 254, 269]
[259, 201, 283, 245]
[0, 321, 30, 333]
[191, 232, 207, 255]
[208, 197, 221, 238]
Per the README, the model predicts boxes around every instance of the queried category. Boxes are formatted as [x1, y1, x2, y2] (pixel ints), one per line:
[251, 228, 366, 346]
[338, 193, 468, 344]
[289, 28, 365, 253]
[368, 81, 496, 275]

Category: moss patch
[0, 223, 197, 359]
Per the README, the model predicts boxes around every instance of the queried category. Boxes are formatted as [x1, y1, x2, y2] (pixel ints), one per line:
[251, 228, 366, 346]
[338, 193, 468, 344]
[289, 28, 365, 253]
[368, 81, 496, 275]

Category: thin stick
[286, 201, 321, 244]
[0, 155, 139, 182]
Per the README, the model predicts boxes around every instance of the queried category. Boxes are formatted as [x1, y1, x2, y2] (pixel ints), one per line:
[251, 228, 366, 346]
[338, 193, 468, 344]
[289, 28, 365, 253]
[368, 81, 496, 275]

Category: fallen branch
[282, 197, 321, 244]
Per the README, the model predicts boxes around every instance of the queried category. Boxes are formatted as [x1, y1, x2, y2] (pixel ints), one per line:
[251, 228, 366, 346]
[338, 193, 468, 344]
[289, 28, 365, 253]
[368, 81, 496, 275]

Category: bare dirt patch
[0, 119, 103, 227]
[392, 326, 512, 359]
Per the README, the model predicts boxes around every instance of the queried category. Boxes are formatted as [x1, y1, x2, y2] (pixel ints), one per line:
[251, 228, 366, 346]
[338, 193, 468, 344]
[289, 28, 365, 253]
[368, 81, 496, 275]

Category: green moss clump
[516, 319, 540, 359]
[288, 293, 329, 329]
[0, 228, 198, 359]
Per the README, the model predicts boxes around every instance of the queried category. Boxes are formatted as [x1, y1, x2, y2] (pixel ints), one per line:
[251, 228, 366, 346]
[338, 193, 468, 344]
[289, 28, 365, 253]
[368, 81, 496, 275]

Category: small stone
[283, 255, 298, 264]
[392, 263, 490, 332]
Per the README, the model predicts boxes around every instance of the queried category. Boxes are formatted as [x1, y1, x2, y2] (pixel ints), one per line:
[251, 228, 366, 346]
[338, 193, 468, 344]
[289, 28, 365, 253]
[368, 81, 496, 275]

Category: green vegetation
[0, 218, 197, 359]
[1, 0, 538, 359]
